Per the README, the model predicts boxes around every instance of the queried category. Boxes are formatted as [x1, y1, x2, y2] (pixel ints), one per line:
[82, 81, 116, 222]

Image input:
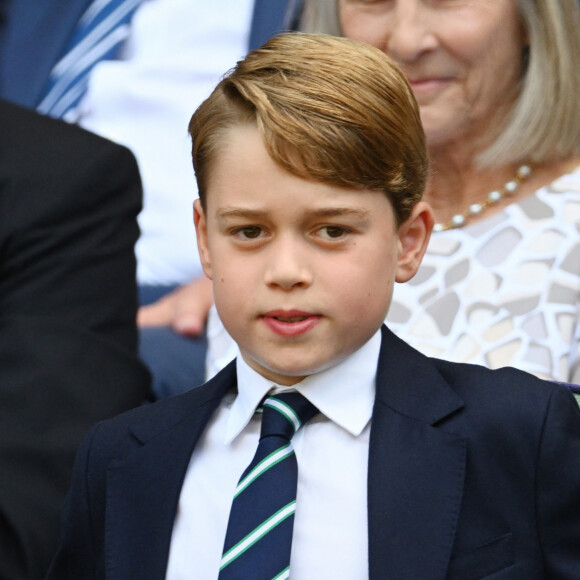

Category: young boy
[47, 33, 580, 579]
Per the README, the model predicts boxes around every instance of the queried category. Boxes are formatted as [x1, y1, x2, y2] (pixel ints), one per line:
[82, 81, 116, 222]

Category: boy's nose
[264, 240, 313, 291]
[377, 1, 437, 63]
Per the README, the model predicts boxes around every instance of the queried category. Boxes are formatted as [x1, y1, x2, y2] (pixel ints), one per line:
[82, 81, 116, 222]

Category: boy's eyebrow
[215, 206, 372, 220]
[306, 207, 372, 219]
[216, 208, 269, 220]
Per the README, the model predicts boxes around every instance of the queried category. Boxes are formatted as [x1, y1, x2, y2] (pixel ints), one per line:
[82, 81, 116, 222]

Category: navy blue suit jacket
[0, 0, 300, 108]
[47, 326, 580, 579]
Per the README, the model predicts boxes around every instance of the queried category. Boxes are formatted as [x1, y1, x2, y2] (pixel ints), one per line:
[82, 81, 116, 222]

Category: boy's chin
[250, 356, 344, 386]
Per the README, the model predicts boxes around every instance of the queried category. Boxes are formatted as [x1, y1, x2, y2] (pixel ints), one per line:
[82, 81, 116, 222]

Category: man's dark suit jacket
[47, 326, 580, 579]
[0, 0, 301, 107]
[0, 100, 151, 580]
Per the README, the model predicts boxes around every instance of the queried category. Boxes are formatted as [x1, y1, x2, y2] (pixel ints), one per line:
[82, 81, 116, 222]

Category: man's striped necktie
[37, 0, 143, 120]
[219, 392, 318, 579]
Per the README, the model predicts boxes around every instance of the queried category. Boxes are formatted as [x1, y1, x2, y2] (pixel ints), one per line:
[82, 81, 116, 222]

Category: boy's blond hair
[189, 32, 427, 225]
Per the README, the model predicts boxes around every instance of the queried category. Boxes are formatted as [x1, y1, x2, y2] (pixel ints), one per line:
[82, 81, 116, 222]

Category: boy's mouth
[262, 310, 321, 336]
[265, 310, 313, 322]
[273, 315, 308, 323]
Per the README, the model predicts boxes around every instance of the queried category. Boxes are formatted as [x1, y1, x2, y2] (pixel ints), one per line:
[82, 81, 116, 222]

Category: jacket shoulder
[84, 361, 238, 459]
[432, 357, 579, 423]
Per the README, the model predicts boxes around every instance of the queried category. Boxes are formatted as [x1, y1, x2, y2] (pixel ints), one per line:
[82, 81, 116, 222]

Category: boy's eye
[320, 225, 349, 239]
[234, 226, 263, 239]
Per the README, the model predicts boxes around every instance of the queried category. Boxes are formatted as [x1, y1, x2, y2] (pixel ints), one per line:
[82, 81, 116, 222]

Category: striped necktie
[37, 0, 143, 120]
[219, 392, 318, 579]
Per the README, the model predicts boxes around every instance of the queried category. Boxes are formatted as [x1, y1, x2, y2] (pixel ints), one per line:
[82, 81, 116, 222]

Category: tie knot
[260, 392, 318, 441]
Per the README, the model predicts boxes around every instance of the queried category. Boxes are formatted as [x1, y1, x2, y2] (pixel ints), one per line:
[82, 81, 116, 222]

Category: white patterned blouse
[387, 167, 580, 384]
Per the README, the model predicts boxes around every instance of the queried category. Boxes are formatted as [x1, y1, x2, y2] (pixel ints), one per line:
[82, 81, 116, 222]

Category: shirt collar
[224, 329, 381, 443]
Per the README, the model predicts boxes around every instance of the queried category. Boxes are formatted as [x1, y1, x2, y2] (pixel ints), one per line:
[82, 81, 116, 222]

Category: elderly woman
[298, 0, 580, 384]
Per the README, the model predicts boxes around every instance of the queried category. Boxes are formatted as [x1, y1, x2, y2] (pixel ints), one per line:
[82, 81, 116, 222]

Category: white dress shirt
[78, 0, 254, 285]
[166, 329, 381, 579]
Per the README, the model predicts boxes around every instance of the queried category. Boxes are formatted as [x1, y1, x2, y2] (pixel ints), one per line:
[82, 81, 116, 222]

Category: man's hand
[137, 277, 213, 336]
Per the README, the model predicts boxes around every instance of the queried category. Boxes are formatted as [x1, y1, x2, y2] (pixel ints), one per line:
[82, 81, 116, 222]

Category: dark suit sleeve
[0, 101, 143, 352]
[0, 101, 151, 580]
[45, 414, 142, 580]
[536, 386, 580, 577]
[44, 425, 103, 580]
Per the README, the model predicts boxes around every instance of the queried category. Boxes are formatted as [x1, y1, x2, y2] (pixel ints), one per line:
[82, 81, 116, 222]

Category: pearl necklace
[433, 164, 532, 232]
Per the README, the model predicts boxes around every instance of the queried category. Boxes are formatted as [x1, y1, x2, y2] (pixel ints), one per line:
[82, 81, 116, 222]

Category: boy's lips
[261, 310, 321, 337]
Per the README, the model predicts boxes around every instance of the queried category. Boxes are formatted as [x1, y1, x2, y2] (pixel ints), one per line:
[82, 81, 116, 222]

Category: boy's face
[194, 125, 431, 385]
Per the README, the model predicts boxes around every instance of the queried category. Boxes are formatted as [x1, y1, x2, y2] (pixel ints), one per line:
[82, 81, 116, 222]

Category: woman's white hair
[300, 0, 580, 167]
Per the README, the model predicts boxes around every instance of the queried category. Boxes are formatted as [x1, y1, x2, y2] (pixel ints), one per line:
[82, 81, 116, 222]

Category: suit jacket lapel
[104, 362, 236, 580]
[368, 327, 467, 580]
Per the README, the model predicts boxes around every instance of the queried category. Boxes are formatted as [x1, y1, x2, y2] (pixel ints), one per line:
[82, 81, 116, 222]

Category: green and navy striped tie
[219, 392, 318, 579]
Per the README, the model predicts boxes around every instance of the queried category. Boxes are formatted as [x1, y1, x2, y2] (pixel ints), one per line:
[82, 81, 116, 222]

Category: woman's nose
[377, 1, 437, 63]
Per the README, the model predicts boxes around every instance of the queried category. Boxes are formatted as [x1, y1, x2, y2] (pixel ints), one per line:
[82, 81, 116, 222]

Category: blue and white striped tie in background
[37, 0, 143, 120]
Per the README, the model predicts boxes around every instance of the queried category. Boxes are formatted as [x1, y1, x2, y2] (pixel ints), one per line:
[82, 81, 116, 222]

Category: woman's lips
[408, 77, 450, 96]
[262, 310, 321, 337]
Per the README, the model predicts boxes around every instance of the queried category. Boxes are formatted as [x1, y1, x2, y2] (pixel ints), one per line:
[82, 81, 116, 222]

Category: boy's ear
[193, 199, 213, 280]
[395, 201, 434, 283]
